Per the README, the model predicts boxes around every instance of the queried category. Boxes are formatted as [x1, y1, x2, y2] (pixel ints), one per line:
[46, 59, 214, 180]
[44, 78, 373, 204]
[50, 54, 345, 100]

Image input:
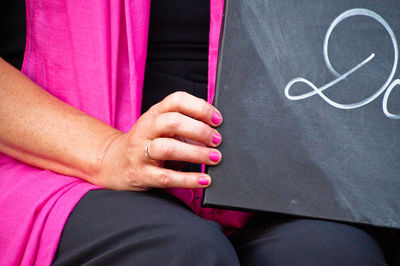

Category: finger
[149, 112, 222, 147]
[149, 138, 222, 164]
[144, 166, 212, 189]
[149, 91, 223, 126]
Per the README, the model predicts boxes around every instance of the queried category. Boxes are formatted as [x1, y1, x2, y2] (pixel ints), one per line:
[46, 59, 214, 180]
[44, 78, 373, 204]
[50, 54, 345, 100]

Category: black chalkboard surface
[203, 0, 400, 229]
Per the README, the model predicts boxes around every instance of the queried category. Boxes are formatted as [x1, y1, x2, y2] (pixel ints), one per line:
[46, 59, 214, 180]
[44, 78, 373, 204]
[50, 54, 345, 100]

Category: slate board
[203, 0, 400, 229]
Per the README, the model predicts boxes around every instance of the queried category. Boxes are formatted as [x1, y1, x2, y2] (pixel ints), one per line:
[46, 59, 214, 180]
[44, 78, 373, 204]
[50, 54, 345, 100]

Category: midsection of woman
[1, 1, 398, 265]
[0, 0, 251, 264]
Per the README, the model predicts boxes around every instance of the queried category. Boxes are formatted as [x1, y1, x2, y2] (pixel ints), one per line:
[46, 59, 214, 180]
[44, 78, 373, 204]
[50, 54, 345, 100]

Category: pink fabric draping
[0, 1, 251, 265]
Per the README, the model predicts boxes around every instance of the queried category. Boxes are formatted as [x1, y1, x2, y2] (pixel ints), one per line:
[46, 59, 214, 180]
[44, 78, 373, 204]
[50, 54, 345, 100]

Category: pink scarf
[0, 1, 251, 265]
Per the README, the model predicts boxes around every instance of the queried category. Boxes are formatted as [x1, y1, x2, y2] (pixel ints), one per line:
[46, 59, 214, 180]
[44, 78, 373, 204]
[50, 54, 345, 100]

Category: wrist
[91, 131, 126, 188]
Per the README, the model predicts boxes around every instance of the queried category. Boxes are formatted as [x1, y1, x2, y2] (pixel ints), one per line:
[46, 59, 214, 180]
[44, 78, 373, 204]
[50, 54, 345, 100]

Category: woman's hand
[95, 92, 223, 191]
[0, 58, 221, 191]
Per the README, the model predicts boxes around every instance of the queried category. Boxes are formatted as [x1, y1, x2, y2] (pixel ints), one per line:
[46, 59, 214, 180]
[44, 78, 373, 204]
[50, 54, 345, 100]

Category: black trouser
[52, 189, 399, 266]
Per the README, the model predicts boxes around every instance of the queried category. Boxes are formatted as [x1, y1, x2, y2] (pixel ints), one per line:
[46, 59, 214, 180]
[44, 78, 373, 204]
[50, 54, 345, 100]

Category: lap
[53, 189, 239, 265]
[53, 189, 397, 265]
[230, 214, 394, 266]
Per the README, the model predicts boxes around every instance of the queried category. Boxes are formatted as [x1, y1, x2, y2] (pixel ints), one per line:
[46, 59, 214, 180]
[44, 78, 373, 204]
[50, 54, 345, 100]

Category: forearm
[0, 58, 122, 183]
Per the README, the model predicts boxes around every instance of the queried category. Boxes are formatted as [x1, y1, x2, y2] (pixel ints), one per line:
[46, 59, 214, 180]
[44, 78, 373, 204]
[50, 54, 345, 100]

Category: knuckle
[163, 143, 176, 157]
[173, 91, 188, 99]
[197, 100, 212, 119]
[169, 91, 187, 107]
[158, 172, 172, 187]
[163, 114, 181, 131]
[182, 175, 191, 188]
[151, 115, 161, 132]
[152, 114, 162, 126]
[148, 104, 160, 117]
[194, 148, 204, 161]
[200, 124, 211, 140]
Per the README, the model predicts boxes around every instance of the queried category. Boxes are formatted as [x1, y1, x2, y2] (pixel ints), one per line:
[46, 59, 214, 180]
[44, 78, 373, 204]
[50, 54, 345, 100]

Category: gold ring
[145, 140, 156, 161]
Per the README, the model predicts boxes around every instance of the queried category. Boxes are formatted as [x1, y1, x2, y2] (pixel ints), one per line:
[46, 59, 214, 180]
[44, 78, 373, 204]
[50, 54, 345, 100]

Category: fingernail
[211, 112, 223, 125]
[212, 133, 222, 145]
[198, 176, 210, 186]
[209, 151, 221, 162]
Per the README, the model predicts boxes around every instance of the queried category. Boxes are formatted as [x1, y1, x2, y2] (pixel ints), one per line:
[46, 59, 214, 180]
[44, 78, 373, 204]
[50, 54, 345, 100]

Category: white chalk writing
[284, 8, 400, 119]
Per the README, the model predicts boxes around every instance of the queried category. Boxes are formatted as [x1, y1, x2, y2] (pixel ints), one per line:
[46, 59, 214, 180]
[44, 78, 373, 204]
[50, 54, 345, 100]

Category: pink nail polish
[209, 152, 221, 162]
[198, 176, 209, 186]
[212, 133, 222, 145]
[211, 112, 222, 125]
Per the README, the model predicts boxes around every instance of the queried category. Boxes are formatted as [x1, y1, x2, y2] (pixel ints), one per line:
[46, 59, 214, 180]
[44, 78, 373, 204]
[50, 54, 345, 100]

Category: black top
[0, 0, 26, 69]
[146, 0, 209, 80]
[141, 0, 210, 112]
